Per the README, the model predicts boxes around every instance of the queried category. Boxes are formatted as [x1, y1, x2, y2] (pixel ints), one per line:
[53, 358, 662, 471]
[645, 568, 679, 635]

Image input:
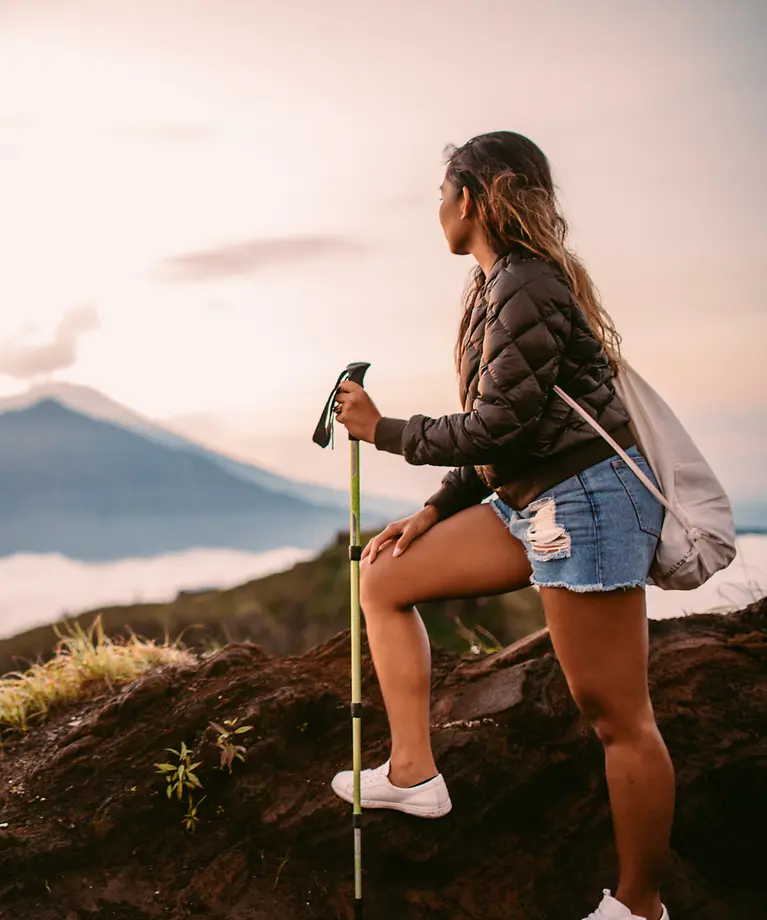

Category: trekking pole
[312, 360, 371, 919]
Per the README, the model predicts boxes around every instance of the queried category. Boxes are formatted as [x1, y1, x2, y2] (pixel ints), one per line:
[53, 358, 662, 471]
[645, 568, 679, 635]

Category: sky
[0, 0, 765, 505]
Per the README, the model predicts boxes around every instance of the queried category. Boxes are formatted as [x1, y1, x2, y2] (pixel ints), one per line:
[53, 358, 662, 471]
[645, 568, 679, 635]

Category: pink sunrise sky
[0, 0, 764, 503]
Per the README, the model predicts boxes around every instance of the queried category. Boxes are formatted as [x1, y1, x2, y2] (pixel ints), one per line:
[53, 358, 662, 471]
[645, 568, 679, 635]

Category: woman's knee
[360, 550, 405, 612]
[571, 688, 656, 746]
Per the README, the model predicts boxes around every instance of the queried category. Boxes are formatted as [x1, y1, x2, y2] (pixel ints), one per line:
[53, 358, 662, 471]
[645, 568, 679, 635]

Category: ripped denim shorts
[487, 445, 665, 592]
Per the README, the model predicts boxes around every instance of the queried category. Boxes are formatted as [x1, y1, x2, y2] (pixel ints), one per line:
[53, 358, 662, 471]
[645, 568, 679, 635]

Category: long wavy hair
[445, 131, 622, 373]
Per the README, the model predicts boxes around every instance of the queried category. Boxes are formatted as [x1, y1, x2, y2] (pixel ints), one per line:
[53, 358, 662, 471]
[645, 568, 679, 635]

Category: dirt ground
[0, 600, 765, 920]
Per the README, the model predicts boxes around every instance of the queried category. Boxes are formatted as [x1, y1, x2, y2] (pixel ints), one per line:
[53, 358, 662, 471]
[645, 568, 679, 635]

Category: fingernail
[392, 547, 401, 557]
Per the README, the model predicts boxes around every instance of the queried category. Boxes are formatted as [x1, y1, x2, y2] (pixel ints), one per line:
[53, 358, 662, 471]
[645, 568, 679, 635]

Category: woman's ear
[460, 185, 474, 220]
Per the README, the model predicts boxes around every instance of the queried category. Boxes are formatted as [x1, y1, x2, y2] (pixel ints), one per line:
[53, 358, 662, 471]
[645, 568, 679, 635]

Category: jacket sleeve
[423, 465, 493, 521]
[374, 273, 573, 467]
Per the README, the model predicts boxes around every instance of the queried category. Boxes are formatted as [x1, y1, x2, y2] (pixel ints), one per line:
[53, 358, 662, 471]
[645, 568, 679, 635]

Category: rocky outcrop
[0, 600, 764, 920]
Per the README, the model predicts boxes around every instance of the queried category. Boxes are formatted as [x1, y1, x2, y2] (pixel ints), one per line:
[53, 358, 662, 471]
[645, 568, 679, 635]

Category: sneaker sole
[331, 779, 452, 819]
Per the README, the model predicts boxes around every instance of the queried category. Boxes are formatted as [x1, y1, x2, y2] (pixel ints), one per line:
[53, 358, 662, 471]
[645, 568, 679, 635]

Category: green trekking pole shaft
[344, 363, 369, 919]
[311, 361, 370, 919]
[349, 431, 363, 917]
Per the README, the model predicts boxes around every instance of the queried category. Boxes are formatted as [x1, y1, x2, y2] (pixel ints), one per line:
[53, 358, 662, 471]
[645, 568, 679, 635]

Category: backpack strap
[553, 385, 672, 514]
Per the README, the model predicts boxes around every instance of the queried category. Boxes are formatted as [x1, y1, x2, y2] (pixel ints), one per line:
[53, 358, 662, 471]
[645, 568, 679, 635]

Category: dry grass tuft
[0, 615, 194, 739]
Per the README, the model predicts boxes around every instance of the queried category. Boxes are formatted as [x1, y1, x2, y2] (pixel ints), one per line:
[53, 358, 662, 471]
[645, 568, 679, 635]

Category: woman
[331, 131, 674, 920]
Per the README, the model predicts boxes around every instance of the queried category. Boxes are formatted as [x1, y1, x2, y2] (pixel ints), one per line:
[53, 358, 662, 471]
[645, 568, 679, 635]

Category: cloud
[156, 235, 362, 282]
[1, 538, 763, 640]
[0, 546, 312, 640]
[0, 305, 100, 380]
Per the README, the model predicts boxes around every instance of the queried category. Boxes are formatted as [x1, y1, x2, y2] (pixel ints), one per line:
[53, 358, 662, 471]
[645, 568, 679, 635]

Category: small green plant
[182, 793, 206, 832]
[453, 617, 502, 655]
[209, 717, 253, 773]
[155, 741, 204, 801]
[273, 852, 290, 890]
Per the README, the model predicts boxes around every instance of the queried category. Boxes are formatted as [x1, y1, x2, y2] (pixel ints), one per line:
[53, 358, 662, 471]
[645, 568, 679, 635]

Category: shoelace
[360, 763, 390, 786]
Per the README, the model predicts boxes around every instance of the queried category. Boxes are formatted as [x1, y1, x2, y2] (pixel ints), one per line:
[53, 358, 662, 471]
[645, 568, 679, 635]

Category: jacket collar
[484, 255, 508, 287]
[483, 249, 527, 291]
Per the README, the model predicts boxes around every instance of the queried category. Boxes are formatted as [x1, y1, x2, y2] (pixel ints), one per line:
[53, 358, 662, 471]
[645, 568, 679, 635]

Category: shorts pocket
[611, 457, 664, 538]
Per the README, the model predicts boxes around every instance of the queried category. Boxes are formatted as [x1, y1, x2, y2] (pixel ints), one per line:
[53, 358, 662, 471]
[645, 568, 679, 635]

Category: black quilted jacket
[374, 251, 634, 517]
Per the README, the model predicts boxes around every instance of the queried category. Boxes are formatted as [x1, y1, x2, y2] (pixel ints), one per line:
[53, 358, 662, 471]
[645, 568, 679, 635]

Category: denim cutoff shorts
[487, 445, 665, 592]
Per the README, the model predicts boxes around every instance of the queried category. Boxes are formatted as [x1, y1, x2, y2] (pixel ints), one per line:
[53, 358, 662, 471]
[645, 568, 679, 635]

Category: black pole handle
[312, 362, 371, 448]
[346, 362, 370, 388]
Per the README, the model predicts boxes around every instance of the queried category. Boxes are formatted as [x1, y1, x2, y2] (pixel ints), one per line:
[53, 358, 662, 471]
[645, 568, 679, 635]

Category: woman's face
[438, 175, 472, 255]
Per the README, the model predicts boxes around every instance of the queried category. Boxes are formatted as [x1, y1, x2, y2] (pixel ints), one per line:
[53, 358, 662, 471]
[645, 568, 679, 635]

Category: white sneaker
[584, 890, 670, 920]
[330, 759, 452, 818]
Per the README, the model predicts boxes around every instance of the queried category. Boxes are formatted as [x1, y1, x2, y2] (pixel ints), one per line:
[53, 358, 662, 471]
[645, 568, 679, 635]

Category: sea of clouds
[0, 536, 765, 641]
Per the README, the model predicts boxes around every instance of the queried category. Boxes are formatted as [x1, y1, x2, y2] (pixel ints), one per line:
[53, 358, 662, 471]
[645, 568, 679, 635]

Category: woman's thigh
[540, 585, 654, 729]
[360, 504, 533, 609]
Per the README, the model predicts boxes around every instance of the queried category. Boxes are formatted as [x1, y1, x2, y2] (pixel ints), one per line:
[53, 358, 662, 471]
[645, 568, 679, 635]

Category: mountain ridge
[0, 382, 409, 517]
[0, 398, 398, 561]
[0, 385, 762, 566]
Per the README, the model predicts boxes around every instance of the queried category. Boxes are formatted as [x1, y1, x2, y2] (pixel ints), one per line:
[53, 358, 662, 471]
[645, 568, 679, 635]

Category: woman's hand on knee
[362, 506, 440, 564]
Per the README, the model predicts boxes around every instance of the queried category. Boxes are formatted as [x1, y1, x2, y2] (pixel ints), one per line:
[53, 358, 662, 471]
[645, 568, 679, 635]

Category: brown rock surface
[0, 600, 764, 920]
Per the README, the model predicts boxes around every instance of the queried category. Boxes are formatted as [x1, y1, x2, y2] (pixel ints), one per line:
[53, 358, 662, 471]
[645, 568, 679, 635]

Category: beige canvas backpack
[555, 360, 737, 590]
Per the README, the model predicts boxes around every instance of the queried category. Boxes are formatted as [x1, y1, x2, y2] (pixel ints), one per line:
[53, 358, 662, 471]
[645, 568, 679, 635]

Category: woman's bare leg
[359, 504, 532, 787]
[541, 586, 674, 920]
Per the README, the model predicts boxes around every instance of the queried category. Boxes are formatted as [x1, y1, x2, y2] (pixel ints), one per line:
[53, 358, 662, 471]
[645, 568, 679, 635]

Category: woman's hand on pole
[334, 381, 382, 444]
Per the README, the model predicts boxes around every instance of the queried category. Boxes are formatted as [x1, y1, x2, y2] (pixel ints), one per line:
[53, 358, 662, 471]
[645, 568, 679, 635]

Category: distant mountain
[0, 385, 761, 564]
[0, 382, 407, 518]
[0, 399, 401, 561]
